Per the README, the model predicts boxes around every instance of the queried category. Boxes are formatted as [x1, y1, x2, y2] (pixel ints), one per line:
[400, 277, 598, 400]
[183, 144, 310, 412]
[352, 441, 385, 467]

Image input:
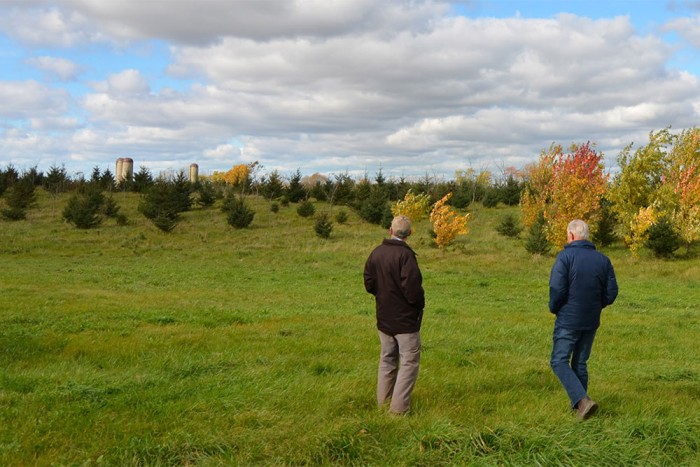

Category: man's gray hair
[567, 219, 590, 240]
[391, 215, 412, 239]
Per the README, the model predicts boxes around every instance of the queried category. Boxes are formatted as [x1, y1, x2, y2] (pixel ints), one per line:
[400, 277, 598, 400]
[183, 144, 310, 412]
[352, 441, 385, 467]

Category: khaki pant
[377, 330, 421, 414]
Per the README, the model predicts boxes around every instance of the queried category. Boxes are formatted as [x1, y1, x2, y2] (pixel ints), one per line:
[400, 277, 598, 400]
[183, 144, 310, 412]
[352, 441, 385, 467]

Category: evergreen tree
[90, 166, 102, 185]
[525, 212, 552, 255]
[332, 173, 356, 206]
[286, 169, 307, 203]
[297, 199, 316, 217]
[171, 171, 194, 213]
[221, 192, 255, 228]
[101, 169, 116, 192]
[261, 170, 285, 200]
[139, 179, 187, 232]
[196, 180, 217, 208]
[314, 213, 333, 238]
[132, 166, 154, 193]
[1, 177, 36, 220]
[496, 213, 523, 238]
[43, 164, 70, 194]
[359, 186, 389, 225]
[353, 177, 372, 210]
[646, 216, 682, 258]
[593, 198, 618, 247]
[498, 175, 524, 206]
[0, 164, 19, 197]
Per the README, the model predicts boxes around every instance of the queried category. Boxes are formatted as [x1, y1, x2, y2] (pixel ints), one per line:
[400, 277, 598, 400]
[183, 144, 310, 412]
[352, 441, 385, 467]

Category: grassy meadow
[1, 189, 699, 465]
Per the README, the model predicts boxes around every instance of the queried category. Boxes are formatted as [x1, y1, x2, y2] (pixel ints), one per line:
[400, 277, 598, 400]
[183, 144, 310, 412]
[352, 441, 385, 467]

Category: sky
[2, 0, 700, 180]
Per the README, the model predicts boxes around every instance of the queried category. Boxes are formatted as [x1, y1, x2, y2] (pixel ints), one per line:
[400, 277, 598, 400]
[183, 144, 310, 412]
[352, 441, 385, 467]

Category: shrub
[63, 186, 105, 229]
[646, 217, 682, 258]
[102, 195, 120, 218]
[223, 194, 255, 228]
[314, 213, 333, 239]
[1, 178, 36, 221]
[270, 203, 279, 213]
[481, 189, 500, 208]
[335, 210, 348, 224]
[152, 214, 179, 233]
[196, 181, 217, 208]
[297, 200, 315, 218]
[496, 213, 523, 238]
[593, 198, 618, 247]
[63, 195, 102, 229]
[525, 212, 551, 255]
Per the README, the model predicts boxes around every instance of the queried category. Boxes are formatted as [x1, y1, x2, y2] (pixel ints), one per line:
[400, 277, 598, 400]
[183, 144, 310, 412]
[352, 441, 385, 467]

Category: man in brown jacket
[364, 215, 425, 414]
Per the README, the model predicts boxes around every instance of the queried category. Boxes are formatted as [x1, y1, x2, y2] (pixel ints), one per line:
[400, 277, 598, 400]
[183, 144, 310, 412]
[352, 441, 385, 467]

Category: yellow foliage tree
[392, 190, 430, 221]
[626, 205, 657, 257]
[210, 164, 251, 189]
[664, 128, 700, 250]
[429, 193, 470, 250]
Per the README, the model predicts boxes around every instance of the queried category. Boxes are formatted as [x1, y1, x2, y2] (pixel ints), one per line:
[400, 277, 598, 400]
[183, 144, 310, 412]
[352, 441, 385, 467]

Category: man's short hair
[567, 219, 590, 240]
[391, 215, 412, 239]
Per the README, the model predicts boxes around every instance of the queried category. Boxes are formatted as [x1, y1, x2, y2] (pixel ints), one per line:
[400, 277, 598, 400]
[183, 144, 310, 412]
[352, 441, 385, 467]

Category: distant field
[1, 190, 699, 465]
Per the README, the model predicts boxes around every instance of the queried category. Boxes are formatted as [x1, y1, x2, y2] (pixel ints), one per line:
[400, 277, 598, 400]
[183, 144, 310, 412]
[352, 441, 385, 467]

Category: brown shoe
[576, 396, 598, 420]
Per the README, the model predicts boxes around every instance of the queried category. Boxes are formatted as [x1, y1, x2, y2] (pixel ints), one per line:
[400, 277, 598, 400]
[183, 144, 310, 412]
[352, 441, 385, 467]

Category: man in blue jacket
[364, 215, 425, 414]
[549, 219, 618, 419]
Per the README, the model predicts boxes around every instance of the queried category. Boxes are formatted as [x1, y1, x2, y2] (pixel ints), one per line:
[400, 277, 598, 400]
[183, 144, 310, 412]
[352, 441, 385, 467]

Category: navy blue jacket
[549, 240, 618, 330]
[364, 239, 425, 335]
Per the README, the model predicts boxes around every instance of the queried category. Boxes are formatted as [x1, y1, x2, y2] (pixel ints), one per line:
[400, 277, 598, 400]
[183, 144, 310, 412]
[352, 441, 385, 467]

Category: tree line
[2, 126, 699, 257]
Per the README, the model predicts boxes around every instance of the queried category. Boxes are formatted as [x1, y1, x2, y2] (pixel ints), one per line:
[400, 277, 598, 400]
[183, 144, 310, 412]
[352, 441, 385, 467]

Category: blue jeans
[550, 325, 597, 408]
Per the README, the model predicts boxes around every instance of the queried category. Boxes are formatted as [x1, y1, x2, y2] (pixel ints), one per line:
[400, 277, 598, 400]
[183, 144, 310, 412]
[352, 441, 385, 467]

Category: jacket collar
[565, 239, 596, 250]
[382, 238, 417, 253]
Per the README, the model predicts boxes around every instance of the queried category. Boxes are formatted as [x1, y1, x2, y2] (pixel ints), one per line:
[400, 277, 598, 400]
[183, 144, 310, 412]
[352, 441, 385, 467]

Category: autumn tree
[392, 190, 431, 222]
[546, 142, 608, 248]
[662, 128, 700, 252]
[429, 193, 470, 251]
[211, 163, 252, 192]
[608, 129, 672, 246]
[521, 143, 607, 250]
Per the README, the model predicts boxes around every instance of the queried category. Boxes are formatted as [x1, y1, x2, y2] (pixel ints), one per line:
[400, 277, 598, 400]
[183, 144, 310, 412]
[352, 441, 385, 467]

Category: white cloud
[203, 144, 241, 161]
[0, 80, 70, 118]
[1, 2, 700, 177]
[26, 56, 82, 81]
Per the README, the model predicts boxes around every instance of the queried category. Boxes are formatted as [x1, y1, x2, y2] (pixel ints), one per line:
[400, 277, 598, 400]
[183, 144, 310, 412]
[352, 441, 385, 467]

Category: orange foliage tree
[429, 193, 470, 250]
[521, 143, 608, 250]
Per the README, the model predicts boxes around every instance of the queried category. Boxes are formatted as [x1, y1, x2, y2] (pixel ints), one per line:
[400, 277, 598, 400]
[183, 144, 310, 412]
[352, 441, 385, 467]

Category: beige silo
[116, 158, 125, 183]
[122, 158, 134, 182]
[189, 163, 199, 184]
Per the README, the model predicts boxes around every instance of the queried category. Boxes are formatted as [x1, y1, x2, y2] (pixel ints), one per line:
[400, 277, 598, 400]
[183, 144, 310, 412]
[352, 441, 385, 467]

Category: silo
[116, 158, 125, 183]
[189, 163, 199, 184]
[122, 158, 134, 182]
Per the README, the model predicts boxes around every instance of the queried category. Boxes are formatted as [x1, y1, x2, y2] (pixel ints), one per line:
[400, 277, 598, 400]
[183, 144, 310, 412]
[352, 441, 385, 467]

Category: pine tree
[314, 213, 333, 238]
[525, 212, 551, 255]
[286, 169, 307, 203]
[1, 177, 36, 221]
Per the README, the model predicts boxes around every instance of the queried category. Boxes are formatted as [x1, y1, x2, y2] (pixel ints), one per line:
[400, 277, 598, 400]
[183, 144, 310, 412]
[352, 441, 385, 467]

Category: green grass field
[1, 190, 699, 465]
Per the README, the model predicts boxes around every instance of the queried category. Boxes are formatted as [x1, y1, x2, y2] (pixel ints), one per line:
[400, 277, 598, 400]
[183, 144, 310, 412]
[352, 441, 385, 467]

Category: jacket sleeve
[602, 260, 619, 307]
[548, 254, 569, 314]
[400, 253, 425, 310]
[363, 254, 376, 296]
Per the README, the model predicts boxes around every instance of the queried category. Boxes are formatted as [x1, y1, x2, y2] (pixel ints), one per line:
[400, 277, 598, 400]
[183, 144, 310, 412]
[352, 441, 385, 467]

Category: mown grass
[1, 189, 699, 465]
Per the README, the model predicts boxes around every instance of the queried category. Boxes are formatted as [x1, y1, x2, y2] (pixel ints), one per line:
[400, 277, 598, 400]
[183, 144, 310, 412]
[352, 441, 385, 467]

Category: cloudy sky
[2, 0, 700, 180]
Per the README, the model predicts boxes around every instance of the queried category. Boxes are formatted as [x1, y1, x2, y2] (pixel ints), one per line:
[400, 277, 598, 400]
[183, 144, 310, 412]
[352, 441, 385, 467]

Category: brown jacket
[364, 239, 425, 335]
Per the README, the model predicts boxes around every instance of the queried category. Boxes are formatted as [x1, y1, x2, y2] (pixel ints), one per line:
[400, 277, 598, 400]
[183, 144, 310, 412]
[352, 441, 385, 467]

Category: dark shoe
[576, 396, 598, 420]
